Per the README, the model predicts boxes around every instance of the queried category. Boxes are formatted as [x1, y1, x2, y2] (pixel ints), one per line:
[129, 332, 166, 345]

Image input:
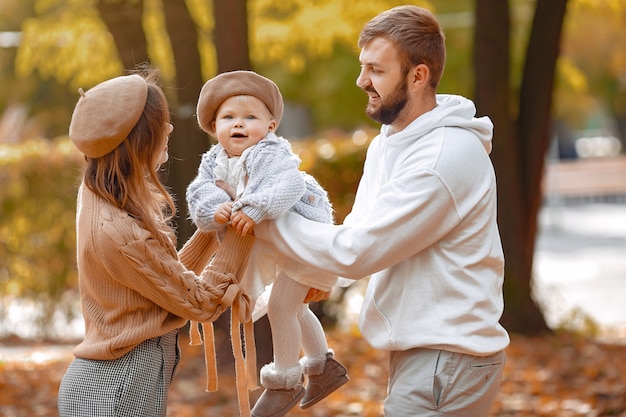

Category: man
[255, 5, 509, 416]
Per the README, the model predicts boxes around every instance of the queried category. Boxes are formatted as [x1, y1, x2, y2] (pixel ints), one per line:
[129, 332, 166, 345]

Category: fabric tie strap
[219, 275, 252, 322]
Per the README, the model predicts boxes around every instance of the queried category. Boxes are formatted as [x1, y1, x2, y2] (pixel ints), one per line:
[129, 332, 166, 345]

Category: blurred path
[533, 201, 626, 341]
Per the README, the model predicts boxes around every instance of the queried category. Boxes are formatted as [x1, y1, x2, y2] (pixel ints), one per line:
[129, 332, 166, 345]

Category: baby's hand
[214, 201, 234, 224]
[231, 210, 256, 236]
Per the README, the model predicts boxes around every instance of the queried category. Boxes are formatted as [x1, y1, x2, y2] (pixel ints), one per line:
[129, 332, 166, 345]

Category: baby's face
[212, 95, 277, 157]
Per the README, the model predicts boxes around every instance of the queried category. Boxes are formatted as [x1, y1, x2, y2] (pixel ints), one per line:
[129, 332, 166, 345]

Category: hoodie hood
[381, 94, 494, 154]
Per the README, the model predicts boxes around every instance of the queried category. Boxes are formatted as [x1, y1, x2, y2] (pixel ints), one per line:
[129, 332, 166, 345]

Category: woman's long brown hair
[82, 69, 176, 245]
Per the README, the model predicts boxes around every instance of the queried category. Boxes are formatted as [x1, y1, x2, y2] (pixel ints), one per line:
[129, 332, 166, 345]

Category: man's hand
[304, 288, 331, 303]
[231, 210, 256, 236]
[214, 201, 234, 224]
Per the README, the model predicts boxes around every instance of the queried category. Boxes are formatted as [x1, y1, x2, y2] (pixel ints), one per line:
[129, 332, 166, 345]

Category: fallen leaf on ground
[1, 329, 625, 416]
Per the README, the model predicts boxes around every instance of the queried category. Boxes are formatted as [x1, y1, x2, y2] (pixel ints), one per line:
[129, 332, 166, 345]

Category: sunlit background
[1, 2, 626, 415]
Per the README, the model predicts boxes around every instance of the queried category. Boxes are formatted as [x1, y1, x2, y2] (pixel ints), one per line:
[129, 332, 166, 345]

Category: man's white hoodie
[256, 94, 510, 355]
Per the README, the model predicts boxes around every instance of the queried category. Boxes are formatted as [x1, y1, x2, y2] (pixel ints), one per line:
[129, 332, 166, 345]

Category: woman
[57, 68, 242, 417]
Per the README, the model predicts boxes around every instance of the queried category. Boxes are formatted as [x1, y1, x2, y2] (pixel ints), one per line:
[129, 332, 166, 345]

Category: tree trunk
[96, 0, 149, 69]
[514, 0, 569, 332]
[212, 0, 251, 72]
[474, 0, 568, 334]
[474, 0, 539, 334]
[161, 0, 209, 245]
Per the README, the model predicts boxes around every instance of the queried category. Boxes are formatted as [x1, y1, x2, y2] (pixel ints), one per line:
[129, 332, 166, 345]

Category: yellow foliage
[556, 0, 626, 123]
[185, 0, 213, 30]
[0, 138, 82, 306]
[15, 0, 122, 89]
[250, 0, 432, 73]
[15, 0, 435, 85]
[572, 0, 626, 14]
[557, 57, 588, 94]
[143, 0, 175, 84]
[185, 0, 217, 80]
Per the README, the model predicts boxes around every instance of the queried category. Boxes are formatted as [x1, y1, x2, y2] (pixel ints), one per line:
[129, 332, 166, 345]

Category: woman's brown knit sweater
[72, 183, 224, 360]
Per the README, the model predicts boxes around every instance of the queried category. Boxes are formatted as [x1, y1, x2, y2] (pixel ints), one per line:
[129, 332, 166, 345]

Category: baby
[187, 70, 349, 417]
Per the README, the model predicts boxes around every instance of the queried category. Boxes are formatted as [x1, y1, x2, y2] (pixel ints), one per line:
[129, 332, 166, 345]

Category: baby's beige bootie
[251, 363, 304, 417]
[300, 351, 349, 409]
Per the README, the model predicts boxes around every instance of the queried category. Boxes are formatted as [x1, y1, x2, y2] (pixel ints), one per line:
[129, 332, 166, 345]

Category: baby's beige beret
[196, 70, 284, 136]
[69, 74, 148, 158]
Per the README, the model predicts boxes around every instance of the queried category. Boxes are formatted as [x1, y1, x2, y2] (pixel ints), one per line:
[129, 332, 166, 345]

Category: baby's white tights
[267, 271, 328, 372]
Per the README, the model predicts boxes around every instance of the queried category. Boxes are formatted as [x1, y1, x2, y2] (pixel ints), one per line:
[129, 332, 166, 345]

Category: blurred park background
[1, 0, 626, 416]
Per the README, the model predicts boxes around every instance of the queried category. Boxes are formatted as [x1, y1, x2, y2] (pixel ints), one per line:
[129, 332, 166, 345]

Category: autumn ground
[1, 328, 625, 417]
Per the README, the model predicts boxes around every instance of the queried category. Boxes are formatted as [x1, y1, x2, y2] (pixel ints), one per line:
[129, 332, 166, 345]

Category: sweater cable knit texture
[73, 184, 234, 361]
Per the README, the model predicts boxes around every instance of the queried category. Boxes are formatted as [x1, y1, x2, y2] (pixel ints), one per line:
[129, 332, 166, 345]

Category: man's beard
[365, 79, 409, 125]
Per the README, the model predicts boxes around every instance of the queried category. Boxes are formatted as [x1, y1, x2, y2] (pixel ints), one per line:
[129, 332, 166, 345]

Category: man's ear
[410, 64, 431, 91]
